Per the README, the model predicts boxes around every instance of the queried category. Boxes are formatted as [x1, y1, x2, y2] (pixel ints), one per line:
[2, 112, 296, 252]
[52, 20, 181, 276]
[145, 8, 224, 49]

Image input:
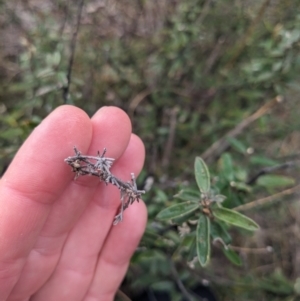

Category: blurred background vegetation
[1, 0, 300, 300]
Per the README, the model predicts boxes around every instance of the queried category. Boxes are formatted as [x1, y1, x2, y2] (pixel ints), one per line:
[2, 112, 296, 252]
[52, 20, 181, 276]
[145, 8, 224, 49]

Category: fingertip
[2, 104, 93, 199]
[92, 106, 132, 134]
[131, 133, 146, 163]
[36, 105, 93, 152]
[111, 133, 145, 180]
[89, 106, 132, 159]
[95, 105, 132, 121]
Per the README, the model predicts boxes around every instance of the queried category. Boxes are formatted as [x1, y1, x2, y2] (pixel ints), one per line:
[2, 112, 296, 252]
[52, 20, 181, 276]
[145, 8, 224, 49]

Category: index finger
[0, 105, 92, 295]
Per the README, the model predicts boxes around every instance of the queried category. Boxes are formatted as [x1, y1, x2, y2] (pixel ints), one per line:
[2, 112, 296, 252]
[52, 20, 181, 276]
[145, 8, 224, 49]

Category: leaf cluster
[157, 157, 259, 267]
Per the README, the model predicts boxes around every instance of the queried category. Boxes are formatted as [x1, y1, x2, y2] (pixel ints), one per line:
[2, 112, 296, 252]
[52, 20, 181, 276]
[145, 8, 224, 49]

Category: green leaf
[187, 237, 197, 261]
[226, 137, 247, 154]
[171, 211, 197, 224]
[257, 175, 295, 189]
[250, 155, 278, 167]
[173, 233, 197, 262]
[156, 202, 200, 221]
[154, 189, 169, 203]
[222, 248, 242, 266]
[210, 222, 232, 245]
[174, 189, 201, 202]
[219, 153, 234, 181]
[151, 280, 175, 292]
[213, 207, 259, 231]
[196, 214, 211, 267]
[194, 157, 210, 194]
[230, 181, 252, 193]
[213, 194, 227, 203]
[257, 270, 294, 295]
[0, 128, 24, 140]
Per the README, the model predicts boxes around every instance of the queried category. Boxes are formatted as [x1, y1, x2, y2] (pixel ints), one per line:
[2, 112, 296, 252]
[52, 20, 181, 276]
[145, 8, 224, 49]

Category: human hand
[0, 106, 147, 301]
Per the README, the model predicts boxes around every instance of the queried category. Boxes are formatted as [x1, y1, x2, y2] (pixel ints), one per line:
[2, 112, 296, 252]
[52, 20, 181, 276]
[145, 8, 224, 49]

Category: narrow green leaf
[257, 271, 294, 295]
[213, 194, 227, 203]
[187, 237, 197, 261]
[151, 280, 175, 291]
[231, 181, 252, 193]
[172, 211, 196, 224]
[210, 222, 232, 245]
[257, 175, 295, 189]
[172, 233, 197, 262]
[194, 157, 210, 194]
[174, 189, 201, 202]
[156, 202, 200, 221]
[222, 248, 242, 266]
[250, 155, 278, 167]
[213, 207, 259, 231]
[220, 153, 234, 181]
[155, 189, 169, 203]
[196, 214, 211, 267]
[226, 137, 247, 154]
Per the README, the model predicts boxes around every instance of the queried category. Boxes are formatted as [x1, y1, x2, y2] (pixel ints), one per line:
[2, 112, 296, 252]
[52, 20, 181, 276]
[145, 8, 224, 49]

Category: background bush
[1, 0, 300, 300]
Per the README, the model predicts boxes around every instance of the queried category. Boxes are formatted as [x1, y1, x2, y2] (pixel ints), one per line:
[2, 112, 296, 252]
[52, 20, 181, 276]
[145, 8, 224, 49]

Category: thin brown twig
[229, 245, 273, 254]
[63, 0, 85, 103]
[203, 36, 226, 75]
[233, 183, 300, 212]
[201, 96, 283, 163]
[196, 0, 213, 25]
[170, 88, 191, 99]
[162, 107, 179, 168]
[128, 89, 152, 118]
[170, 260, 195, 301]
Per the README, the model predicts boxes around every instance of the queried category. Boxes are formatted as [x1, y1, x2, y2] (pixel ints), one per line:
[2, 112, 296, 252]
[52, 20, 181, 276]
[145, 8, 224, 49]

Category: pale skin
[0, 105, 147, 301]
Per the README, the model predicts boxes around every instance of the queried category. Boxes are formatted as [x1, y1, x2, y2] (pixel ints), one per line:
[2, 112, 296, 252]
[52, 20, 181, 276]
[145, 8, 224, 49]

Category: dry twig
[170, 260, 195, 301]
[128, 89, 152, 118]
[201, 96, 283, 163]
[162, 107, 179, 168]
[234, 183, 300, 212]
[63, 0, 85, 103]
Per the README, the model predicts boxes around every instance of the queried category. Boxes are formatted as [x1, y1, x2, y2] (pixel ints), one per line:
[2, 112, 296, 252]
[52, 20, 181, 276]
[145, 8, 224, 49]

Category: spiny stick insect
[64, 147, 145, 225]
